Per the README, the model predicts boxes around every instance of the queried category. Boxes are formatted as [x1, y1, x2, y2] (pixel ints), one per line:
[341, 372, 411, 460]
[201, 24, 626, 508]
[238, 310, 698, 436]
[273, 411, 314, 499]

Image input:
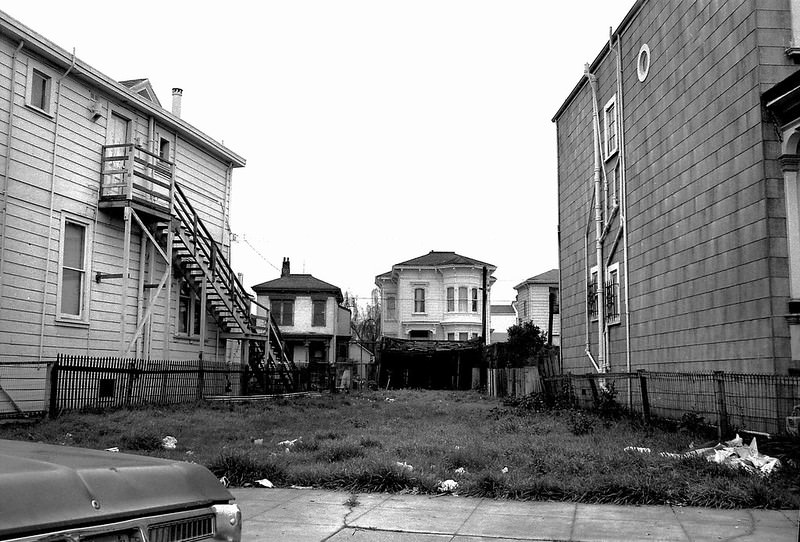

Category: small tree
[505, 322, 547, 366]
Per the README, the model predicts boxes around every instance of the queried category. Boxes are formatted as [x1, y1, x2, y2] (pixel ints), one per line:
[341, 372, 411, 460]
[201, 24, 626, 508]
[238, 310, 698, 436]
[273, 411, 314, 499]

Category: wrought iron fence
[543, 371, 800, 437]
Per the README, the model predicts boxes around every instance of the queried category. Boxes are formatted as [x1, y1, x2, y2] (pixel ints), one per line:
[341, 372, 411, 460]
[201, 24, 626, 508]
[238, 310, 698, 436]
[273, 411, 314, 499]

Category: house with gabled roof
[253, 258, 351, 365]
[375, 251, 497, 343]
[514, 269, 560, 346]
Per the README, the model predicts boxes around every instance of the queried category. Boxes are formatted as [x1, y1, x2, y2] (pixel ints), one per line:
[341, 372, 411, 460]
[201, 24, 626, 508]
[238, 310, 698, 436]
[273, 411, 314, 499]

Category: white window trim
[176, 279, 202, 339]
[412, 286, 427, 314]
[385, 294, 397, 321]
[603, 95, 618, 159]
[589, 265, 599, 322]
[24, 62, 56, 118]
[56, 212, 92, 325]
[606, 262, 621, 326]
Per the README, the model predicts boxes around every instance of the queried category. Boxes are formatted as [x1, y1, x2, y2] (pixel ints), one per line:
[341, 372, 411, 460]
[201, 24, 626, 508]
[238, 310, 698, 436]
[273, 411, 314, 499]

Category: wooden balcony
[99, 143, 175, 220]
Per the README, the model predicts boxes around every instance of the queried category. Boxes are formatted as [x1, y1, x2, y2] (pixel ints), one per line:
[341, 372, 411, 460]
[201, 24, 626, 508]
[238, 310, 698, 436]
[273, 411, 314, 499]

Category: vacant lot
[1, 390, 797, 509]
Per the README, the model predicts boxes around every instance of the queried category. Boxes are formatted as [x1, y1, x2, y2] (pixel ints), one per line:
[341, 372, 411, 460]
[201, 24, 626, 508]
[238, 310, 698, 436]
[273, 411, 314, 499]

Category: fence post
[197, 354, 205, 400]
[125, 360, 136, 405]
[638, 370, 651, 425]
[241, 364, 249, 396]
[713, 370, 729, 440]
[588, 375, 599, 406]
[48, 355, 60, 418]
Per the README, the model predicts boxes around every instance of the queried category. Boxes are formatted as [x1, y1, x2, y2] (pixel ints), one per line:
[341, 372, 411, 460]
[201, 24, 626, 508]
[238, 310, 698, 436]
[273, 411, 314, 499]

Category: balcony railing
[100, 143, 175, 214]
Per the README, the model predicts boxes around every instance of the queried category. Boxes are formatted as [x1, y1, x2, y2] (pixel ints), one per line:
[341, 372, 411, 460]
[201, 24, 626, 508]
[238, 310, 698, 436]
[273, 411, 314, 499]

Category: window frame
[458, 286, 468, 312]
[606, 263, 621, 326]
[56, 213, 92, 325]
[176, 279, 202, 338]
[385, 295, 397, 321]
[271, 298, 295, 326]
[446, 287, 455, 312]
[25, 63, 55, 117]
[603, 95, 618, 159]
[413, 287, 426, 313]
[312, 298, 326, 327]
[471, 288, 479, 312]
[589, 266, 599, 322]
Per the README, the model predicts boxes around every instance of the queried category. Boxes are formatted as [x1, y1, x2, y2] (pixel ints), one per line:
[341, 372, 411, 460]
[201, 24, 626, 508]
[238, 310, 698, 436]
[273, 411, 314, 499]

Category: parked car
[0, 438, 241, 541]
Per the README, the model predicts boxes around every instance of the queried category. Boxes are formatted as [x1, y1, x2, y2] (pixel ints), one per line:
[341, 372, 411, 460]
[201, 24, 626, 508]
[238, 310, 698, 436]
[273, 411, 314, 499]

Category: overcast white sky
[4, 1, 634, 306]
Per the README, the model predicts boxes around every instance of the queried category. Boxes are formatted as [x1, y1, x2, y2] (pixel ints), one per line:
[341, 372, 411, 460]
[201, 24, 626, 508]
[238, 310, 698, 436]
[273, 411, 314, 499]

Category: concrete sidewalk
[231, 488, 799, 541]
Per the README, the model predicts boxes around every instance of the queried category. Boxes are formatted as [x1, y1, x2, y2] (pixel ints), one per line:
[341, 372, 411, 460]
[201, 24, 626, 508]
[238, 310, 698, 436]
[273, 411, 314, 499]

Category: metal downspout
[586, 66, 606, 372]
[612, 30, 633, 404]
[38, 49, 76, 361]
[0, 41, 24, 315]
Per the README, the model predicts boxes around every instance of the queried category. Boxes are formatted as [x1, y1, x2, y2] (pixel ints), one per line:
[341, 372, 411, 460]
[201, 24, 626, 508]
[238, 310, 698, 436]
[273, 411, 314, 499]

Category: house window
[447, 287, 455, 312]
[458, 287, 468, 312]
[637, 44, 651, 82]
[604, 95, 618, 158]
[386, 296, 396, 321]
[159, 137, 171, 161]
[607, 162, 619, 215]
[58, 217, 90, 321]
[606, 263, 620, 325]
[521, 300, 528, 318]
[471, 288, 478, 312]
[271, 299, 294, 326]
[312, 299, 326, 326]
[414, 288, 425, 313]
[26, 66, 53, 115]
[459, 332, 469, 341]
[588, 267, 598, 321]
[472, 332, 479, 340]
[447, 332, 455, 340]
[177, 280, 201, 336]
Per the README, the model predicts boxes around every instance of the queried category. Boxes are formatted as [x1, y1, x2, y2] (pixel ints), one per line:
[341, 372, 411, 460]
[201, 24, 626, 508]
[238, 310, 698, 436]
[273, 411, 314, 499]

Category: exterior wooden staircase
[160, 181, 297, 390]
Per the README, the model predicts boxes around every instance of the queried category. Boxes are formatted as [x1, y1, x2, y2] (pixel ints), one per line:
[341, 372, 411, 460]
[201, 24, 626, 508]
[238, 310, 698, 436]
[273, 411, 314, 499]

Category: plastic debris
[252, 438, 264, 446]
[438, 479, 459, 493]
[255, 479, 274, 488]
[162, 436, 177, 449]
[454, 467, 466, 474]
[185, 450, 195, 456]
[624, 434, 781, 476]
[105, 447, 119, 453]
[385, 398, 395, 403]
[278, 437, 301, 448]
[395, 461, 414, 472]
[219, 476, 230, 488]
[501, 466, 509, 474]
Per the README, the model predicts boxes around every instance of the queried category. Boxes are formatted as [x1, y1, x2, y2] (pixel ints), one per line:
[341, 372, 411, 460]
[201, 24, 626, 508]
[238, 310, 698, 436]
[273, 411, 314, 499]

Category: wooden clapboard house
[0, 11, 292, 390]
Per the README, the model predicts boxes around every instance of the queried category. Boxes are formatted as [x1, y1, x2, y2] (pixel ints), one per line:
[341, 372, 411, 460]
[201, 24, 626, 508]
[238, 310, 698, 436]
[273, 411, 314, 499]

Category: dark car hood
[0, 439, 233, 537]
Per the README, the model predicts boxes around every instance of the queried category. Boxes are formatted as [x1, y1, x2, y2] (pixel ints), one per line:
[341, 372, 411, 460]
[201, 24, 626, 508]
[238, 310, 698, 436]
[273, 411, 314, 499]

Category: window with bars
[606, 264, 620, 324]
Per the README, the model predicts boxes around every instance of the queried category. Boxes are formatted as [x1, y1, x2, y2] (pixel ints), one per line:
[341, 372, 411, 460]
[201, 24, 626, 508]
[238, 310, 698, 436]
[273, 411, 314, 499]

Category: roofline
[551, 0, 646, 123]
[513, 278, 559, 290]
[0, 10, 246, 167]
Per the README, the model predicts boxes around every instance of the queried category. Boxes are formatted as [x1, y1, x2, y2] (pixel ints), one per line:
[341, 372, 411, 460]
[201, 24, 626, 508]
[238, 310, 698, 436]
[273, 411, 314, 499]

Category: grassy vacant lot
[1, 390, 798, 509]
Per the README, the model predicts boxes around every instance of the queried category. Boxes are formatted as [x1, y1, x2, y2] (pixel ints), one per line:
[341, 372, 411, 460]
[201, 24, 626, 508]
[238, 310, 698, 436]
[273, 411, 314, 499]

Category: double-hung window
[446, 287, 455, 312]
[177, 280, 201, 336]
[57, 216, 91, 322]
[385, 296, 397, 321]
[604, 95, 618, 158]
[312, 299, 326, 326]
[271, 299, 294, 326]
[414, 288, 425, 313]
[471, 288, 478, 312]
[26, 65, 53, 116]
[458, 287, 468, 312]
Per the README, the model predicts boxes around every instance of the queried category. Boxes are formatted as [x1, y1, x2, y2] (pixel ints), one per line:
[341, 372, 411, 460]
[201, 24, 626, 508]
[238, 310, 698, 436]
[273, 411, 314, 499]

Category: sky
[3, 1, 635, 307]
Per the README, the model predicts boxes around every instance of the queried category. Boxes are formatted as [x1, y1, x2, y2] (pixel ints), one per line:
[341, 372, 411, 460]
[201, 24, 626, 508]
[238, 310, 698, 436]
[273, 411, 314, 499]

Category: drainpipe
[0, 40, 24, 314]
[585, 66, 606, 372]
[38, 49, 76, 361]
[611, 29, 633, 403]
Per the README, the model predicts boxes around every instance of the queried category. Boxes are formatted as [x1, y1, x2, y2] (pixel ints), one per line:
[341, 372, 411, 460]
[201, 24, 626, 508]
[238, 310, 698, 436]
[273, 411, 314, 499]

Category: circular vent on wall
[637, 44, 651, 82]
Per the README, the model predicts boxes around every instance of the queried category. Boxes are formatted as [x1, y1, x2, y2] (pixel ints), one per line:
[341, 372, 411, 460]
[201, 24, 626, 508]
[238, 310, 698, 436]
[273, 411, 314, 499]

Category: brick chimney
[171, 88, 183, 117]
[281, 257, 290, 277]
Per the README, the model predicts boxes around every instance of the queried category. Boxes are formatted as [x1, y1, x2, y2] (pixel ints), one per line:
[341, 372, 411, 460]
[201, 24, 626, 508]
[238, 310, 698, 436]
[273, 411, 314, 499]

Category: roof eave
[0, 11, 246, 168]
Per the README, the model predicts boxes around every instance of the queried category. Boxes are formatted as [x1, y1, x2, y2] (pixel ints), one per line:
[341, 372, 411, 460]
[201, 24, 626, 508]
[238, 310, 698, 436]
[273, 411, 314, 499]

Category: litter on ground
[624, 434, 781, 476]
[395, 461, 414, 472]
[255, 479, 274, 488]
[278, 437, 301, 448]
[438, 479, 459, 493]
[161, 436, 177, 449]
